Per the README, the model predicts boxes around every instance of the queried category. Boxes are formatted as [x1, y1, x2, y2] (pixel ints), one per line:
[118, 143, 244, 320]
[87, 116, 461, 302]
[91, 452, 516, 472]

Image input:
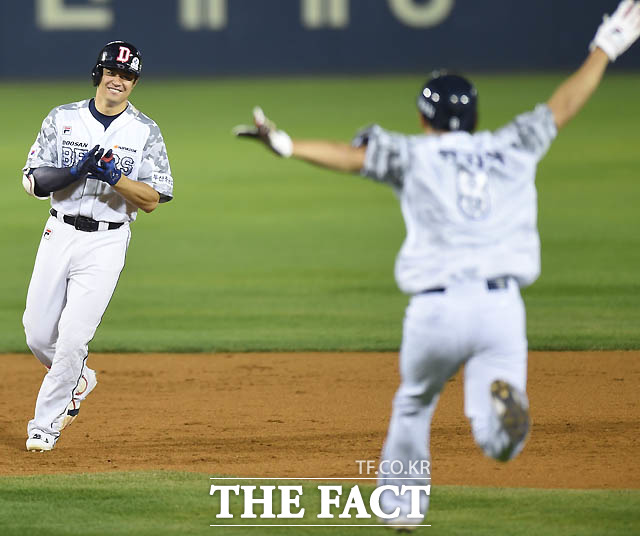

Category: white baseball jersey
[357, 104, 557, 294]
[24, 99, 173, 221]
[22, 98, 173, 442]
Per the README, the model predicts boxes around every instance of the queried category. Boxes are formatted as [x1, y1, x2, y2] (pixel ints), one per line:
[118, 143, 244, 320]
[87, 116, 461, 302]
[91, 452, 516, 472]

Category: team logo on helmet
[92, 41, 143, 86]
[116, 46, 131, 63]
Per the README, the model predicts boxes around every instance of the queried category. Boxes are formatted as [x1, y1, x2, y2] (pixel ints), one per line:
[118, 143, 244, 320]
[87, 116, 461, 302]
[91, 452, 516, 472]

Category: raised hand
[233, 107, 293, 158]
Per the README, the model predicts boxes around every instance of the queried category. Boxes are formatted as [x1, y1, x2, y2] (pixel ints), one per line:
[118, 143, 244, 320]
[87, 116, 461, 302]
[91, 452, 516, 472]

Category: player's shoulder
[491, 103, 557, 155]
[353, 124, 404, 147]
[494, 104, 556, 137]
[46, 99, 89, 119]
[127, 103, 161, 130]
[515, 103, 555, 124]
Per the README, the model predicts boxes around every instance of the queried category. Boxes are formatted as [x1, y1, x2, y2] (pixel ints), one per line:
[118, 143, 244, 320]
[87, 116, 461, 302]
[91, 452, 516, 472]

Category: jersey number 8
[456, 167, 491, 220]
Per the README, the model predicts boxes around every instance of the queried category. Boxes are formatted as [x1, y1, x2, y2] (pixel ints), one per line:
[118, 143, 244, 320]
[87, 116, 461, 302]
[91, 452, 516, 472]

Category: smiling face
[95, 67, 138, 114]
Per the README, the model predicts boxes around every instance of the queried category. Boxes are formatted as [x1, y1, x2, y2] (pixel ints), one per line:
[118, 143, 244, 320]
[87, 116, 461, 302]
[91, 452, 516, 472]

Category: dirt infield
[1, 351, 638, 489]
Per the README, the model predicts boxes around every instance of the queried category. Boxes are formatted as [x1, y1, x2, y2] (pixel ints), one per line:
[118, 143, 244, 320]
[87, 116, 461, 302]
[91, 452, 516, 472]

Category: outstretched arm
[547, 0, 640, 130]
[291, 140, 366, 173]
[546, 49, 609, 130]
[234, 107, 365, 173]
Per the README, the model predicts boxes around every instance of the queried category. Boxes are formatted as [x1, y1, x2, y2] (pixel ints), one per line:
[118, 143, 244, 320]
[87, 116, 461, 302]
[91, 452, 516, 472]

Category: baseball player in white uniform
[22, 41, 173, 452]
[235, 1, 640, 529]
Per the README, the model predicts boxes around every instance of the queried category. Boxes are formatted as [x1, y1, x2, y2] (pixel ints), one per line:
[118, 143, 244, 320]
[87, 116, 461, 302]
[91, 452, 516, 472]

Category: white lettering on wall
[388, 0, 455, 28]
[179, 0, 227, 30]
[35, 0, 455, 32]
[302, 0, 349, 29]
[36, 0, 113, 31]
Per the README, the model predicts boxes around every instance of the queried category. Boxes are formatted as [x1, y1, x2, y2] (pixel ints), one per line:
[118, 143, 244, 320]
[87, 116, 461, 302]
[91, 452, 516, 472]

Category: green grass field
[0, 74, 639, 352]
[1, 472, 638, 535]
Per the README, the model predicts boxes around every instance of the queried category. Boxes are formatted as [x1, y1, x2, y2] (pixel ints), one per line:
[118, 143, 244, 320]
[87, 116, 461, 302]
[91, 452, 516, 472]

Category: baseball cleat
[59, 399, 80, 430]
[74, 368, 97, 401]
[26, 431, 56, 452]
[58, 369, 98, 431]
[490, 380, 530, 446]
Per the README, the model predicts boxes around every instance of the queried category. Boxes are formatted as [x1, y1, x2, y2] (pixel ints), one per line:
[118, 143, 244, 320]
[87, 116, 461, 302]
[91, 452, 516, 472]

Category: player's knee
[55, 330, 90, 357]
[24, 320, 55, 362]
[24, 329, 44, 354]
[49, 350, 85, 383]
[393, 382, 438, 412]
[392, 395, 425, 418]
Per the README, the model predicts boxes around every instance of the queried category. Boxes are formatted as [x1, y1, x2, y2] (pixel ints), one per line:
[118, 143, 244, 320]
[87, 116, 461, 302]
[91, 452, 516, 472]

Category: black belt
[50, 208, 124, 232]
[419, 276, 511, 295]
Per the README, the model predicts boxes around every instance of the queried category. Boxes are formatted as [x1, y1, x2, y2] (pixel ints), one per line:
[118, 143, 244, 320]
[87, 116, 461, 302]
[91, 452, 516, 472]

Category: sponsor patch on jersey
[152, 173, 173, 188]
[62, 140, 89, 148]
[63, 126, 72, 135]
[43, 228, 53, 240]
[114, 144, 137, 154]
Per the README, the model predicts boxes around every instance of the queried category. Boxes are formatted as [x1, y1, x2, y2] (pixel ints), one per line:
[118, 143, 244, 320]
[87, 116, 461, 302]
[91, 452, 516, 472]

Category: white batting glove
[233, 107, 293, 158]
[590, 0, 640, 61]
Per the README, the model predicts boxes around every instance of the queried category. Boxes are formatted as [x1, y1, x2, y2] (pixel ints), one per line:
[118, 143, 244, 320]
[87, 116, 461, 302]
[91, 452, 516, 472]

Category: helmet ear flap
[91, 66, 102, 87]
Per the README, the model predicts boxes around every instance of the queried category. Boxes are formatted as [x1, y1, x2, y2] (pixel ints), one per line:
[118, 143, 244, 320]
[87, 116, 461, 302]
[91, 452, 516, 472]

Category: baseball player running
[235, 1, 640, 529]
[22, 41, 173, 452]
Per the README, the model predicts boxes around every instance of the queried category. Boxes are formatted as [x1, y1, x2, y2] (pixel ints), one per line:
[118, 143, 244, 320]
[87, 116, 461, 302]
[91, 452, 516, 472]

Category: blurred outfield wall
[2, 0, 640, 78]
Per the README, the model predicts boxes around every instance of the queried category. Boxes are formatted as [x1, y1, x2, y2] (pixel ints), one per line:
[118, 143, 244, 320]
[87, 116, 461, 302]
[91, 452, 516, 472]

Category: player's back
[361, 104, 557, 294]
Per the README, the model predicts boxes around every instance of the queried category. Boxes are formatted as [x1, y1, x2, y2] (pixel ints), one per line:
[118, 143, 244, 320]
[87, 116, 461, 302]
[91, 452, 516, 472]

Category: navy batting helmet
[417, 71, 478, 133]
[91, 41, 142, 87]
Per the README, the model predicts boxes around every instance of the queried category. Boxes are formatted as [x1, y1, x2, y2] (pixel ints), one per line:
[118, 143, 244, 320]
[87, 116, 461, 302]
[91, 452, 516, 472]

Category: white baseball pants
[378, 278, 528, 520]
[23, 215, 130, 437]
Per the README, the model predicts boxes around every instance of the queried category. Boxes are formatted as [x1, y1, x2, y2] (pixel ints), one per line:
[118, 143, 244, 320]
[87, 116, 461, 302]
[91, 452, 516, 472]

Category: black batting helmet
[91, 41, 142, 87]
[417, 71, 478, 133]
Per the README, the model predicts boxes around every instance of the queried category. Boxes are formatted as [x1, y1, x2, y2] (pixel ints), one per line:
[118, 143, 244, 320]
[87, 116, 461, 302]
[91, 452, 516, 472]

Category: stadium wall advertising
[2, 0, 639, 78]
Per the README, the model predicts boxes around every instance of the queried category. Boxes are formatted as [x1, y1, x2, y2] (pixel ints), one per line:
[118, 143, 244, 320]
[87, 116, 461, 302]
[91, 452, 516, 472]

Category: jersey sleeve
[495, 104, 557, 162]
[23, 109, 59, 171]
[353, 125, 410, 189]
[138, 123, 174, 203]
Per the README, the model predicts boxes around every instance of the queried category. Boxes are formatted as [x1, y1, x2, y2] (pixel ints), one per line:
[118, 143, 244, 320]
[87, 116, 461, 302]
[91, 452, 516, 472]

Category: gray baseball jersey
[355, 104, 557, 294]
[372, 105, 557, 523]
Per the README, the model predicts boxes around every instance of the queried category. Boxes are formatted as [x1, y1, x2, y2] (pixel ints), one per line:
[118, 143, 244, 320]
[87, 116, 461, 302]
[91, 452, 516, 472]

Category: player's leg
[378, 294, 466, 525]
[464, 281, 529, 462]
[23, 217, 73, 368]
[28, 226, 130, 441]
[55, 364, 99, 431]
[75, 366, 98, 402]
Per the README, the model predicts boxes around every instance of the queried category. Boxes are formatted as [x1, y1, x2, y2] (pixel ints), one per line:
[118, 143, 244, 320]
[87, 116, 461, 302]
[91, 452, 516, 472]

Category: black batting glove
[88, 149, 123, 186]
[70, 145, 104, 178]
